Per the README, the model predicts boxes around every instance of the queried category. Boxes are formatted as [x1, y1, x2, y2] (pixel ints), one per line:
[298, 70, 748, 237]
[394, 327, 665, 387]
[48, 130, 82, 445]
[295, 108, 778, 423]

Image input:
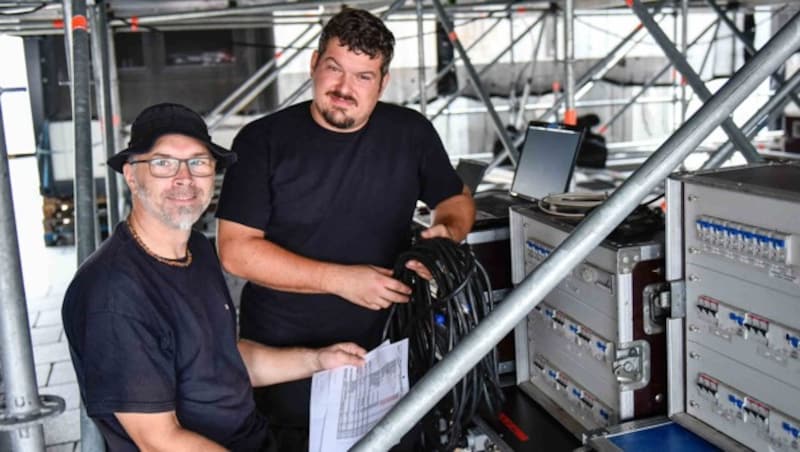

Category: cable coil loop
[384, 237, 505, 450]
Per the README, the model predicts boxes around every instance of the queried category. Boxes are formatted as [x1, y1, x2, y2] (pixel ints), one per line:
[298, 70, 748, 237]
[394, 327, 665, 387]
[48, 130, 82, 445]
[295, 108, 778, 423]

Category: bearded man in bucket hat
[62, 103, 366, 451]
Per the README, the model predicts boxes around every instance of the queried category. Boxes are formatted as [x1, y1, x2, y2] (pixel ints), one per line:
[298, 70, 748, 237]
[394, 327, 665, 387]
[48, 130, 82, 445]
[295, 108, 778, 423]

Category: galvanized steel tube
[0, 88, 46, 452]
[351, 9, 800, 452]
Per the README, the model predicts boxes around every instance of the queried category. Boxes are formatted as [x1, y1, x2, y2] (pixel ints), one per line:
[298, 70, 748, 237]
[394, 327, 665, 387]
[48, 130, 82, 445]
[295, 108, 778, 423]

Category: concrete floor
[3, 155, 80, 451]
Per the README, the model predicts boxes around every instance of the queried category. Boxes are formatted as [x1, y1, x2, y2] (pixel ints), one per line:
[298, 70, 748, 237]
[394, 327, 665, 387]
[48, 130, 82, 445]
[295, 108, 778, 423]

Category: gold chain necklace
[126, 218, 192, 268]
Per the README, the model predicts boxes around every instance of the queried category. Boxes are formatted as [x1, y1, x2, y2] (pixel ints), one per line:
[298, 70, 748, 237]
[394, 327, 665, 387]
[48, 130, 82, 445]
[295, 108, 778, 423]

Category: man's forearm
[218, 222, 335, 294]
[115, 411, 227, 452]
[217, 220, 410, 311]
[431, 186, 476, 242]
[151, 429, 227, 452]
[238, 340, 317, 387]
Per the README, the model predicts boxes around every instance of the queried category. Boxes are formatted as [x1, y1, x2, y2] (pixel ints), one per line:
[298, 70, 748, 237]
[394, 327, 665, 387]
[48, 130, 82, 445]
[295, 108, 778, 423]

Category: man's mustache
[327, 90, 357, 105]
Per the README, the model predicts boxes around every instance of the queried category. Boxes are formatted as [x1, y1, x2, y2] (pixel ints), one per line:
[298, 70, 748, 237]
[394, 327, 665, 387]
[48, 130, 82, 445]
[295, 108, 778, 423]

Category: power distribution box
[510, 204, 667, 436]
[669, 163, 800, 452]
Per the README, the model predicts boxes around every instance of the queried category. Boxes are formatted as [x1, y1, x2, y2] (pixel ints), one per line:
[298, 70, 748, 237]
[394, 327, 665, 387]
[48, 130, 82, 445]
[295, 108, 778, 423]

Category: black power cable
[383, 237, 505, 451]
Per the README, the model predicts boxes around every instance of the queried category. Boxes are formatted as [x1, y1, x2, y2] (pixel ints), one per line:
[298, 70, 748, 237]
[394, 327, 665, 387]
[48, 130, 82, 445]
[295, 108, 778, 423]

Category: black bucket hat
[107, 103, 236, 173]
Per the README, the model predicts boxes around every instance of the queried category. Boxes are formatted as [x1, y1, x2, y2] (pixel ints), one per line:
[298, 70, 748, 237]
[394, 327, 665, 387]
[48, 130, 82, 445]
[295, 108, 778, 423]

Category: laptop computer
[509, 122, 585, 202]
[414, 122, 585, 226]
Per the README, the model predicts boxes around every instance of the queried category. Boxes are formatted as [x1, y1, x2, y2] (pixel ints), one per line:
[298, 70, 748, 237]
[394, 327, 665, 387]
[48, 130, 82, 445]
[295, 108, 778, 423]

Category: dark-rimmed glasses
[128, 157, 216, 178]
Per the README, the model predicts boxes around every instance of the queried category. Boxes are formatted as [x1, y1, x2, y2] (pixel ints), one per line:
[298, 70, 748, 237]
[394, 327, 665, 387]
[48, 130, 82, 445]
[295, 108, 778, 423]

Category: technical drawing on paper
[336, 359, 405, 439]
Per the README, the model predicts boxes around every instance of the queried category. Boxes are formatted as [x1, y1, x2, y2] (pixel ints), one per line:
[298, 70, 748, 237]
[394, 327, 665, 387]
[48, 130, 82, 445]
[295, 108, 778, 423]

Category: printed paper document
[309, 339, 409, 452]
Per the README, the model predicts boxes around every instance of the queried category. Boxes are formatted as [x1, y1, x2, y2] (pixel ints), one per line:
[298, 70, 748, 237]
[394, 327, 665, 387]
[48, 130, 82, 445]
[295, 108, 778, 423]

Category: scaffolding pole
[680, 0, 689, 122]
[706, 0, 800, 110]
[351, 9, 800, 452]
[535, 17, 655, 124]
[630, 0, 762, 163]
[704, 68, 800, 168]
[406, 14, 506, 107]
[0, 87, 47, 452]
[208, 26, 321, 130]
[206, 23, 316, 129]
[564, 0, 576, 125]
[104, 0, 380, 26]
[598, 18, 721, 134]
[430, 0, 518, 164]
[429, 12, 547, 121]
[89, 0, 119, 230]
[65, 0, 104, 450]
[488, 15, 658, 170]
[415, 0, 426, 116]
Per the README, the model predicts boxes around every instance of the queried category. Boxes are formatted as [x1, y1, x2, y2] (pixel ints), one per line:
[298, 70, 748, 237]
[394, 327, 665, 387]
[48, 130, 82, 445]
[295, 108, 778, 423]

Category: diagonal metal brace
[630, 0, 763, 163]
[705, 0, 800, 111]
[430, 0, 520, 165]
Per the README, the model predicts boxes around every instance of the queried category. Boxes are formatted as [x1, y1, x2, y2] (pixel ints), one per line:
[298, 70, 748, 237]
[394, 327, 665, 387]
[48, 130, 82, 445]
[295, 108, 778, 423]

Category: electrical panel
[675, 163, 800, 452]
[511, 204, 667, 435]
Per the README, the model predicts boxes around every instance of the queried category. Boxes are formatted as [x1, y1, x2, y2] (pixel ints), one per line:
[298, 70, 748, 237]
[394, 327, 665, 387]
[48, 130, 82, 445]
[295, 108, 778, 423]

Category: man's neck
[128, 211, 191, 260]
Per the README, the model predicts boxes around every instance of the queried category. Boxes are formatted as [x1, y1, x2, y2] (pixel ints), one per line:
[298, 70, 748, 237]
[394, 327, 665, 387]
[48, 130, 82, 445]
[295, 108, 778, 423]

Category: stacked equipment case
[587, 162, 800, 451]
[666, 163, 800, 451]
[509, 203, 668, 436]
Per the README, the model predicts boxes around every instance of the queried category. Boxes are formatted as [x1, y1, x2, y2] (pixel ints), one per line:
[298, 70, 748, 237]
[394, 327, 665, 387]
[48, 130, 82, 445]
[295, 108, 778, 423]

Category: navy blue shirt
[62, 223, 267, 451]
[216, 101, 463, 425]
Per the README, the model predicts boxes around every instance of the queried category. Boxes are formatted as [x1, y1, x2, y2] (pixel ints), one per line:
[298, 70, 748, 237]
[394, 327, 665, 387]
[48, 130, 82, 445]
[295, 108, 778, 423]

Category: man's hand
[420, 223, 453, 240]
[404, 260, 433, 280]
[408, 224, 453, 281]
[315, 342, 367, 371]
[323, 264, 411, 310]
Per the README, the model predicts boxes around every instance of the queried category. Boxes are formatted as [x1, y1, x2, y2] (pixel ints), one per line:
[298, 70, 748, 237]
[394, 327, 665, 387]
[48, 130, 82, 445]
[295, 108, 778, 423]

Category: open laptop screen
[510, 123, 584, 201]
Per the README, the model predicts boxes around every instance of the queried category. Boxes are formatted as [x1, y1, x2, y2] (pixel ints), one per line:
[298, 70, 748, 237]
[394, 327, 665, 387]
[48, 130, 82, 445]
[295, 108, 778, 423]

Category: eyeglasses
[128, 157, 216, 178]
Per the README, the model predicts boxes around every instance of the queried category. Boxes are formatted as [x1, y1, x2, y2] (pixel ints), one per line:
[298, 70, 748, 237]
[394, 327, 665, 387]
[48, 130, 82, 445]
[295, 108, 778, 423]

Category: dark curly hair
[317, 8, 395, 77]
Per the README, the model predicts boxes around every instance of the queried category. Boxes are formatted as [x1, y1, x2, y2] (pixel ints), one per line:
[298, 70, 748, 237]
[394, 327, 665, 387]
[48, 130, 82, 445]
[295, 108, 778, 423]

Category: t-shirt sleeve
[216, 123, 272, 231]
[79, 282, 176, 416]
[417, 118, 464, 208]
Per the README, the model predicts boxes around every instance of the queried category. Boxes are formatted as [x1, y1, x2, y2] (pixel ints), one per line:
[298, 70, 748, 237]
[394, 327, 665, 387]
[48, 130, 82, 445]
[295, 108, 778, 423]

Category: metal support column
[209, 28, 321, 130]
[681, 0, 689, 122]
[599, 19, 720, 134]
[351, 10, 800, 452]
[0, 87, 57, 452]
[89, 0, 119, 230]
[67, 0, 104, 450]
[706, 0, 800, 109]
[407, 15, 504, 107]
[488, 16, 655, 168]
[207, 23, 317, 130]
[536, 18, 654, 124]
[430, 0, 519, 164]
[513, 19, 547, 130]
[429, 13, 546, 121]
[703, 69, 800, 168]
[415, 0, 426, 115]
[563, 0, 576, 125]
[105, 14, 125, 221]
[630, 0, 762, 163]
[66, 1, 96, 261]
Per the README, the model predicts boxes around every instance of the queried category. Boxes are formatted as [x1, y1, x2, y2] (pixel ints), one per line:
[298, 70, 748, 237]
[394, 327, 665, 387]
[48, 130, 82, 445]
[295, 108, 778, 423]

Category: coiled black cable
[383, 237, 505, 451]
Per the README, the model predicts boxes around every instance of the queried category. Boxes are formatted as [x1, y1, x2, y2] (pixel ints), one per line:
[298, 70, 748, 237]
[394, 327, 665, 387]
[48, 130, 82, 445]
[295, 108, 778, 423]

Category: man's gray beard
[321, 107, 355, 130]
[133, 177, 205, 231]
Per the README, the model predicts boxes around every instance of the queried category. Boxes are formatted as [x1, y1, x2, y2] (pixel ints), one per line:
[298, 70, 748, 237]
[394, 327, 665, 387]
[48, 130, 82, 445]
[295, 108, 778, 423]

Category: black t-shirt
[217, 101, 463, 349]
[62, 223, 267, 451]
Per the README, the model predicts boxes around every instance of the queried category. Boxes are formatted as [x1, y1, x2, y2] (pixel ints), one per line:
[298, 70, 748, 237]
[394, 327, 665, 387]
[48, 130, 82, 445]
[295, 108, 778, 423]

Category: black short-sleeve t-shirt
[62, 223, 267, 451]
[216, 101, 463, 350]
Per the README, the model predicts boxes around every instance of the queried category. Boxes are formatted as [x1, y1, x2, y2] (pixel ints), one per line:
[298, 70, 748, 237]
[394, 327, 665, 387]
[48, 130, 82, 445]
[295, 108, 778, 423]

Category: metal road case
[663, 162, 800, 452]
[510, 204, 668, 437]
